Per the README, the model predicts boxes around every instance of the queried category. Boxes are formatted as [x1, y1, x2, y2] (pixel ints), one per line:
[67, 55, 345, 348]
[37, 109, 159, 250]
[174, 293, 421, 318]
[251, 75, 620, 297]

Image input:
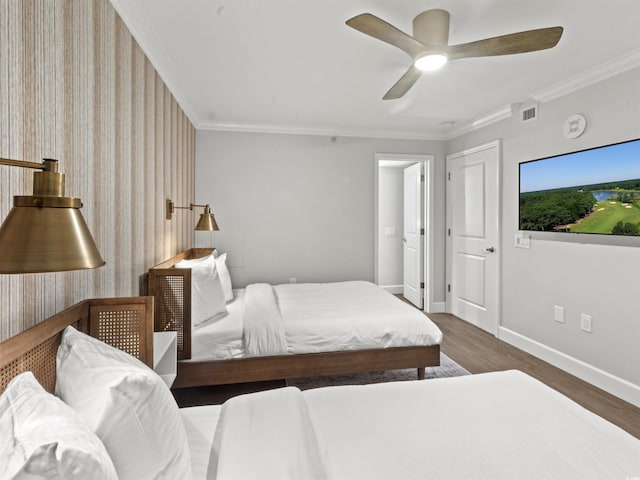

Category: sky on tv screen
[520, 139, 640, 193]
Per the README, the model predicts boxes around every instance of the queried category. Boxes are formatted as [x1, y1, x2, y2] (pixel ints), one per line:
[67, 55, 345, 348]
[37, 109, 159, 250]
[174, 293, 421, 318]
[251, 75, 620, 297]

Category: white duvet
[201, 370, 640, 480]
[191, 281, 443, 360]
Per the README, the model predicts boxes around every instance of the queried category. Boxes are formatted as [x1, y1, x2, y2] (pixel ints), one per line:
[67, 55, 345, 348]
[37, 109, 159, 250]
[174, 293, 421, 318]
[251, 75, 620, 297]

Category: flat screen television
[519, 138, 640, 236]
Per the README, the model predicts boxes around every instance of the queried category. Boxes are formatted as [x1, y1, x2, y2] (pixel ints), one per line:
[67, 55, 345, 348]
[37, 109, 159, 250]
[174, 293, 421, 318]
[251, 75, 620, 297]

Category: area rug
[288, 353, 470, 390]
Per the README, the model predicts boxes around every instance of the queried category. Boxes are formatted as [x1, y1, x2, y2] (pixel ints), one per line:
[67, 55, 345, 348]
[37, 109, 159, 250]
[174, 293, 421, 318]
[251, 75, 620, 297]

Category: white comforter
[205, 370, 640, 480]
[209, 387, 327, 480]
[241, 280, 442, 357]
[242, 283, 288, 356]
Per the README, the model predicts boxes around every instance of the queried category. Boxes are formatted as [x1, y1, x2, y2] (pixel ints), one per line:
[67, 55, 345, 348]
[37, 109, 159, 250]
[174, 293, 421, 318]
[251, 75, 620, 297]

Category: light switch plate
[515, 231, 531, 248]
[554, 305, 565, 323]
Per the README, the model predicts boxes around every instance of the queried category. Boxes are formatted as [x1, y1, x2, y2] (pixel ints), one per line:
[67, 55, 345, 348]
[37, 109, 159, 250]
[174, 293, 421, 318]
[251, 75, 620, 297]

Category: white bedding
[243, 283, 288, 356]
[210, 387, 327, 480]
[190, 290, 244, 360]
[180, 405, 221, 480]
[191, 281, 442, 361]
[205, 370, 640, 480]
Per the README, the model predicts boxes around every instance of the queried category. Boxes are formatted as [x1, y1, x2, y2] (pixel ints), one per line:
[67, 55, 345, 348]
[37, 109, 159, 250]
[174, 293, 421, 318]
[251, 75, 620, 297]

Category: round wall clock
[563, 114, 587, 139]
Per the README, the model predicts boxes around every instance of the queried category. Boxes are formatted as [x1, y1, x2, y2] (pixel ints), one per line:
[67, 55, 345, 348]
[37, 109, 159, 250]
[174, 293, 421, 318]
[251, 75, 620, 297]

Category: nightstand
[153, 331, 177, 387]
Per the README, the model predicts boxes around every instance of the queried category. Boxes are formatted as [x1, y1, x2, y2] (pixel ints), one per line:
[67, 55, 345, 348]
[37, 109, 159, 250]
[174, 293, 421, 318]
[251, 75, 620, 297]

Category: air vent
[521, 104, 538, 122]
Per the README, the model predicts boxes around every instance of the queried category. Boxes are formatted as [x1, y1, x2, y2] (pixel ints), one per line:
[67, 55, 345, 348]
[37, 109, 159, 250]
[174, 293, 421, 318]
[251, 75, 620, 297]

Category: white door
[403, 163, 423, 308]
[446, 141, 500, 334]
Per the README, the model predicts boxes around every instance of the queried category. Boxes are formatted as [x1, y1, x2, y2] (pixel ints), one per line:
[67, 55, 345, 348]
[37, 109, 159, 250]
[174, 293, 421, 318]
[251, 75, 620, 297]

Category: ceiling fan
[346, 9, 563, 100]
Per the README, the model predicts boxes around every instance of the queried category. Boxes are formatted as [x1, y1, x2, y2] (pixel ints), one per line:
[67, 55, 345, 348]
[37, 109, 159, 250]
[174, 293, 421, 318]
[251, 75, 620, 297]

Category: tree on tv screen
[520, 191, 597, 231]
[611, 221, 640, 235]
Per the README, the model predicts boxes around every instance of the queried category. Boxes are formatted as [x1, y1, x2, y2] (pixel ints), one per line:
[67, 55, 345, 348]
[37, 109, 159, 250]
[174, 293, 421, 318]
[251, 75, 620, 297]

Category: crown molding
[109, 0, 199, 126]
[447, 103, 516, 139]
[200, 104, 515, 141]
[531, 48, 640, 103]
[198, 121, 450, 141]
[471, 104, 517, 130]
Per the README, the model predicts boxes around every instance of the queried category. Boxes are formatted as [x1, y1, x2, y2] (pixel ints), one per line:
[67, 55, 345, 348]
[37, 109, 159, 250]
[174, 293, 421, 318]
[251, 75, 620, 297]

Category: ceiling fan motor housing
[413, 9, 450, 46]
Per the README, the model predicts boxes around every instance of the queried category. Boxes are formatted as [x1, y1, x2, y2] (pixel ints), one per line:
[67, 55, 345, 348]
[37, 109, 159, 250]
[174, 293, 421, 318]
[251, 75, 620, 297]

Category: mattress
[190, 281, 442, 361]
[209, 370, 640, 480]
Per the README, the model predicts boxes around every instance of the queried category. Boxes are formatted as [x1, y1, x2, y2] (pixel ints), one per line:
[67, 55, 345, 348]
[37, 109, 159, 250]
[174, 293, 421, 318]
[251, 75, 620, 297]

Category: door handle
[402, 238, 407, 243]
[483, 246, 495, 253]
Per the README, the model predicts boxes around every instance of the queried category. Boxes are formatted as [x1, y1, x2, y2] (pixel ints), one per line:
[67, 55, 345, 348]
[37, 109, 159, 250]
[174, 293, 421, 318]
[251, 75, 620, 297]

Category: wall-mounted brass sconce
[0, 158, 105, 273]
[166, 199, 219, 231]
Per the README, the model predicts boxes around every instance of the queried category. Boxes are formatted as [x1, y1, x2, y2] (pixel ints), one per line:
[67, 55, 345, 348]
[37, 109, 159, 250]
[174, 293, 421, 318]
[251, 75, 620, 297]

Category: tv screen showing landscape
[519, 138, 640, 236]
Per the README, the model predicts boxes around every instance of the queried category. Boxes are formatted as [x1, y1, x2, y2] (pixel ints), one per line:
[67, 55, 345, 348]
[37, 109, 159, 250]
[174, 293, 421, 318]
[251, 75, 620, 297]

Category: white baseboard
[428, 301, 446, 313]
[498, 327, 640, 408]
[380, 285, 403, 294]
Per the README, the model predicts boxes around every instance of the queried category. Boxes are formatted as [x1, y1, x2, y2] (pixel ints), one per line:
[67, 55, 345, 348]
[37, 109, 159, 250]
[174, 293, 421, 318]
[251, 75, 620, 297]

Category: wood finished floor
[427, 312, 640, 439]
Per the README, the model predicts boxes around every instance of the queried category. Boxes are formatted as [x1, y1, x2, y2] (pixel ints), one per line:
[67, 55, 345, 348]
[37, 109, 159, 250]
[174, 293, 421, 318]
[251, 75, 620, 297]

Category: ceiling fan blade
[383, 66, 422, 100]
[447, 26, 563, 60]
[346, 13, 426, 59]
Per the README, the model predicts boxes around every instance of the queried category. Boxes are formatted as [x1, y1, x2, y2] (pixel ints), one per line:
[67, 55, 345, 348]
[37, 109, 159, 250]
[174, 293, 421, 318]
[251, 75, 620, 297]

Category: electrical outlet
[554, 305, 565, 323]
[289, 277, 297, 284]
[580, 313, 592, 333]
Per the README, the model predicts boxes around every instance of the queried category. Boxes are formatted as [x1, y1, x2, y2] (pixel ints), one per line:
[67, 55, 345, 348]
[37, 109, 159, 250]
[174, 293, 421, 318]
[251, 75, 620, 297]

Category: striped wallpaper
[0, 0, 195, 340]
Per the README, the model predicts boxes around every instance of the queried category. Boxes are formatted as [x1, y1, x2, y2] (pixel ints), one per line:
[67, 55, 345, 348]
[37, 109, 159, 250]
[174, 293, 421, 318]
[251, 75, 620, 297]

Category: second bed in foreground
[182, 369, 640, 480]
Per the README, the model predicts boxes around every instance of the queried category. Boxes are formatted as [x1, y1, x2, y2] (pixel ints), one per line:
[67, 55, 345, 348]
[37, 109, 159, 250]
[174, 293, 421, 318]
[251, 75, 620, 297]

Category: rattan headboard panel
[148, 248, 213, 360]
[90, 302, 152, 367]
[156, 274, 186, 353]
[0, 332, 62, 393]
[94, 310, 141, 358]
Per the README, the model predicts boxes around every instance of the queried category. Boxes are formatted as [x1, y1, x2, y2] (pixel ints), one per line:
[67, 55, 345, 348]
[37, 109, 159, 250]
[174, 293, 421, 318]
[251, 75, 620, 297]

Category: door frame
[374, 153, 436, 312]
[445, 139, 502, 335]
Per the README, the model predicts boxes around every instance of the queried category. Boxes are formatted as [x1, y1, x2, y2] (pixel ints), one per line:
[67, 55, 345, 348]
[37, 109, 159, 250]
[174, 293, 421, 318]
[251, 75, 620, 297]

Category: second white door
[446, 141, 500, 334]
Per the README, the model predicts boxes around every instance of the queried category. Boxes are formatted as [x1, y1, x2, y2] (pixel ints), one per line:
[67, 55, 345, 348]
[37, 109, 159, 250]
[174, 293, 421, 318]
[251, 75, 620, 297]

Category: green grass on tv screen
[519, 183, 640, 236]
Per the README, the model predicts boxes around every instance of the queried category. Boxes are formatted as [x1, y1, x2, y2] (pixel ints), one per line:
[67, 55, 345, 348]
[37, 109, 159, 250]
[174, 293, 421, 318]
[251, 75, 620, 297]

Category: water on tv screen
[519, 138, 640, 236]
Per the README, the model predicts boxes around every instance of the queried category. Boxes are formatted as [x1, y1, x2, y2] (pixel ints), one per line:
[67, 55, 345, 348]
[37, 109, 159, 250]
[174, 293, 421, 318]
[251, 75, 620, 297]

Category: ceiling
[110, 0, 640, 140]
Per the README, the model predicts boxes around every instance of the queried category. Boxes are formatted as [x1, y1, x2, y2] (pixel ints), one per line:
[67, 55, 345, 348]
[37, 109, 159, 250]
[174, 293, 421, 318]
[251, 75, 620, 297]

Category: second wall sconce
[165, 199, 219, 231]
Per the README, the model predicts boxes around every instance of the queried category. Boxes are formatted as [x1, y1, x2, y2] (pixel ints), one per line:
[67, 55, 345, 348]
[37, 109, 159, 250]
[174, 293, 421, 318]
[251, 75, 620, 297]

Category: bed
[1, 304, 638, 480]
[147, 248, 442, 388]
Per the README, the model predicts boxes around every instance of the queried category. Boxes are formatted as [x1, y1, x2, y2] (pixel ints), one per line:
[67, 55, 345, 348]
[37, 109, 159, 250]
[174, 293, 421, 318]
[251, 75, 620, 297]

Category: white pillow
[55, 327, 192, 480]
[176, 253, 227, 325]
[175, 252, 212, 267]
[215, 253, 234, 303]
[0, 371, 117, 480]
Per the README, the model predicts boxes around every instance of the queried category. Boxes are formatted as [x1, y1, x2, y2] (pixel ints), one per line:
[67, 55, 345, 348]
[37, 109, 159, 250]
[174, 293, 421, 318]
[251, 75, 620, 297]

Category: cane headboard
[0, 296, 153, 394]
[147, 248, 214, 360]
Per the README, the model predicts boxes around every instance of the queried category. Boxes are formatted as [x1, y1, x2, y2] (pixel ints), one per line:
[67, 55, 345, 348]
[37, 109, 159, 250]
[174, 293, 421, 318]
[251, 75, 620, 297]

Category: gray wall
[449, 67, 640, 391]
[195, 130, 446, 301]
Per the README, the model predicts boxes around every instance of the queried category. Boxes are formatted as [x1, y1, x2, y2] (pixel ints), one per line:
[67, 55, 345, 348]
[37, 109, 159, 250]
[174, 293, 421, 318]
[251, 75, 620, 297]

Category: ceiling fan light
[414, 53, 448, 71]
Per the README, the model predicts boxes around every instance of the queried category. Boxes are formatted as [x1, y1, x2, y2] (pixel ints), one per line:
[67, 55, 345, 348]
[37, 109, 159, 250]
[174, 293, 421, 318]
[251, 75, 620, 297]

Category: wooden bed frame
[147, 248, 440, 389]
[0, 297, 153, 394]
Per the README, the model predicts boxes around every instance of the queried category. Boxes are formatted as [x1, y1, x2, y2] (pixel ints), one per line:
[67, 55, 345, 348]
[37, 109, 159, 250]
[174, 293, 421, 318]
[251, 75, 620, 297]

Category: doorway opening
[374, 153, 435, 311]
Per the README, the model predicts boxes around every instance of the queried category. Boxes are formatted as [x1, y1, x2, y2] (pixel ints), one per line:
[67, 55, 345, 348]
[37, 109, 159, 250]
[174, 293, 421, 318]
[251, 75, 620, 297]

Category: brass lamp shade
[0, 199, 105, 273]
[0, 158, 105, 274]
[194, 205, 219, 231]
